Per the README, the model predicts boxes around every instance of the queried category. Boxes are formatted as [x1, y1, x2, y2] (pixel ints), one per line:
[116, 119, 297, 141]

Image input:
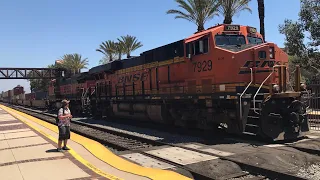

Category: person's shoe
[57, 148, 63, 152]
[62, 146, 70, 150]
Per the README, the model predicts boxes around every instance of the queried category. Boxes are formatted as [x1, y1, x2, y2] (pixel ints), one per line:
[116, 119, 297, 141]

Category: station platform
[0, 105, 191, 180]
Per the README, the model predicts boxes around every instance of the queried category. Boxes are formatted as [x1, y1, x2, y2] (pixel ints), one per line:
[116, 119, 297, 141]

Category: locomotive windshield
[247, 36, 263, 45]
[215, 35, 246, 46]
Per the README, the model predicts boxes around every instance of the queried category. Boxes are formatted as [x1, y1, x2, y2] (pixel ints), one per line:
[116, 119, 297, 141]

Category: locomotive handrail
[253, 65, 287, 114]
[239, 67, 253, 119]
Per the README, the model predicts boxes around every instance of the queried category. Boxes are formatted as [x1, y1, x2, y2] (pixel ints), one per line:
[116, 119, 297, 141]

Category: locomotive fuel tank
[112, 103, 168, 123]
[112, 103, 149, 121]
[32, 100, 47, 109]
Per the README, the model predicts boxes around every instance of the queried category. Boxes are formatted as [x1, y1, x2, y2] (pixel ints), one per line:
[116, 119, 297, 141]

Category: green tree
[96, 40, 117, 63]
[218, 0, 252, 24]
[257, 0, 265, 40]
[61, 53, 89, 74]
[279, 0, 320, 80]
[28, 64, 57, 92]
[167, 0, 220, 32]
[99, 56, 111, 65]
[118, 35, 143, 58]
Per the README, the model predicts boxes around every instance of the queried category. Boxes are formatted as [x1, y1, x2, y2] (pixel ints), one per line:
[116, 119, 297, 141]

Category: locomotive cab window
[186, 36, 209, 57]
[215, 35, 246, 46]
[247, 36, 263, 45]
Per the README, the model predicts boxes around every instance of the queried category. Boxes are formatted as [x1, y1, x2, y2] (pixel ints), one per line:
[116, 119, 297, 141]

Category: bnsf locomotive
[2, 24, 310, 141]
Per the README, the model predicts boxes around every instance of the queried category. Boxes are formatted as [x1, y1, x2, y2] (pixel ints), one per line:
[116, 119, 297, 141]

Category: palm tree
[61, 53, 89, 74]
[115, 42, 125, 60]
[167, 0, 220, 32]
[257, 0, 265, 41]
[118, 35, 143, 58]
[96, 40, 117, 62]
[218, 0, 252, 24]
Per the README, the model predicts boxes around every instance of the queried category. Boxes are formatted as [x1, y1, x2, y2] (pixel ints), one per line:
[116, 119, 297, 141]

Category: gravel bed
[71, 117, 204, 144]
[297, 163, 320, 180]
[229, 174, 259, 180]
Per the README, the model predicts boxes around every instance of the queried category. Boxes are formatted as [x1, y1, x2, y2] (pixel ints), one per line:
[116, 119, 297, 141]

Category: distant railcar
[13, 85, 24, 96]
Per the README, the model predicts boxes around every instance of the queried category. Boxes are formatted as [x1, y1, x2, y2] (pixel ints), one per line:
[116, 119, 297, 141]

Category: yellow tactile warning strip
[0, 105, 120, 180]
[0, 105, 192, 180]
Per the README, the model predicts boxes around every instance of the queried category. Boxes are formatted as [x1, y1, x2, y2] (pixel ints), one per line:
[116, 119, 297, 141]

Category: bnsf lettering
[239, 60, 282, 74]
[118, 72, 148, 83]
[242, 60, 281, 68]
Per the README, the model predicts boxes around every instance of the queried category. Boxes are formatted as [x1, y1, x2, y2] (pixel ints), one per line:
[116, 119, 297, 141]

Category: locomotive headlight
[273, 84, 280, 92]
[300, 83, 307, 91]
[269, 47, 275, 59]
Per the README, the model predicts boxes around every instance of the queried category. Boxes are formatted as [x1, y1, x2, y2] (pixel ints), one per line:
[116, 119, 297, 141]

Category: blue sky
[0, 0, 300, 93]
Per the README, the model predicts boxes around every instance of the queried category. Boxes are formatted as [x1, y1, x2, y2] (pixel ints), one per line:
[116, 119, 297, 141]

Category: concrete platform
[0, 105, 191, 180]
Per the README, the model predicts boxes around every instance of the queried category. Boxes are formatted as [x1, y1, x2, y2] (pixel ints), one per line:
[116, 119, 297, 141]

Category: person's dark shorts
[58, 126, 70, 140]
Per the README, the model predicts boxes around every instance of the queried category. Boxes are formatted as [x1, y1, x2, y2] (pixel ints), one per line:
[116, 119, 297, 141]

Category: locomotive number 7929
[193, 60, 212, 72]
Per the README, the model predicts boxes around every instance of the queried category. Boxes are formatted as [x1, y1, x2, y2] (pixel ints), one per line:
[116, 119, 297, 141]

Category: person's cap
[61, 99, 70, 105]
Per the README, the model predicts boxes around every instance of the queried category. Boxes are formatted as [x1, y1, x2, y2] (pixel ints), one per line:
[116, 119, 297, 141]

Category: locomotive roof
[89, 61, 122, 75]
[89, 40, 184, 75]
[185, 24, 262, 43]
[88, 24, 262, 75]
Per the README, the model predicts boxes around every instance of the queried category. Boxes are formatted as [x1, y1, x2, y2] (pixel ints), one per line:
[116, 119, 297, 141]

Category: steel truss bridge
[0, 68, 68, 79]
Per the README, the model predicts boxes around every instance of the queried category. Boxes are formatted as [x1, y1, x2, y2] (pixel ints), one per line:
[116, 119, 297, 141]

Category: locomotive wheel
[169, 108, 184, 127]
[259, 99, 307, 141]
[225, 121, 241, 134]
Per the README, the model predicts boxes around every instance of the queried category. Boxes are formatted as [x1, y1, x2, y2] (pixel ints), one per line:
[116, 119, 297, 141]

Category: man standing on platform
[57, 99, 72, 152]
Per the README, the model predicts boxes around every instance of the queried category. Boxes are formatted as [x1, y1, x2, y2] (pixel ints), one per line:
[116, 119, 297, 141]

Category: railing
[91, 88, 95, 96]
[81, 88, 90, 108]
[239, 68, 253, 119]
[253, 65, 286, 114]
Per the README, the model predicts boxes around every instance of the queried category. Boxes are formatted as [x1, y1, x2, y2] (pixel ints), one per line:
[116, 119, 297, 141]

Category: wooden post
[278, 66, 283, 92]
[295, 65, 301, 92]
[283, 66, 287, 92]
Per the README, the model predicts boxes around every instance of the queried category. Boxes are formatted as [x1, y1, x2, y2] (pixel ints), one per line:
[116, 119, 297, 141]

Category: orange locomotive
[89, 24, 309, 141]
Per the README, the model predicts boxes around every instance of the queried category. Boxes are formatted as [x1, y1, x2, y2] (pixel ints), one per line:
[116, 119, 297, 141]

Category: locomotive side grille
[202, 79, 212, 93]
[187, 80, 197, 94]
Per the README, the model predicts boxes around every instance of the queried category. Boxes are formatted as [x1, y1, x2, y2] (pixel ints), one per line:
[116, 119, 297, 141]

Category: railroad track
[6, 104, 311, 180]
[8, 105, 161, 151]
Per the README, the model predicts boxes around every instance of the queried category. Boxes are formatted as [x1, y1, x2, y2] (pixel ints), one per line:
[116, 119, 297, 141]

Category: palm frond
[96, 40, 118, 62]
[218, 0, 252, 24]
[119, 35, 143, 58]
[167, 0, 220, 31]
[59, 53, 89, 73]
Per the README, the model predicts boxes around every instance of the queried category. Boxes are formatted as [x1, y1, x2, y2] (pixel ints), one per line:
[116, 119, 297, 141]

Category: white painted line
[0, 123, 23, 127]
[0, 129, 31, 134]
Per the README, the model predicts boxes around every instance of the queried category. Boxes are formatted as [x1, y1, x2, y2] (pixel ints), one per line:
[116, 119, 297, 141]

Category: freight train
[0, 24, 310, 141]
[0, 86, 49, 109]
